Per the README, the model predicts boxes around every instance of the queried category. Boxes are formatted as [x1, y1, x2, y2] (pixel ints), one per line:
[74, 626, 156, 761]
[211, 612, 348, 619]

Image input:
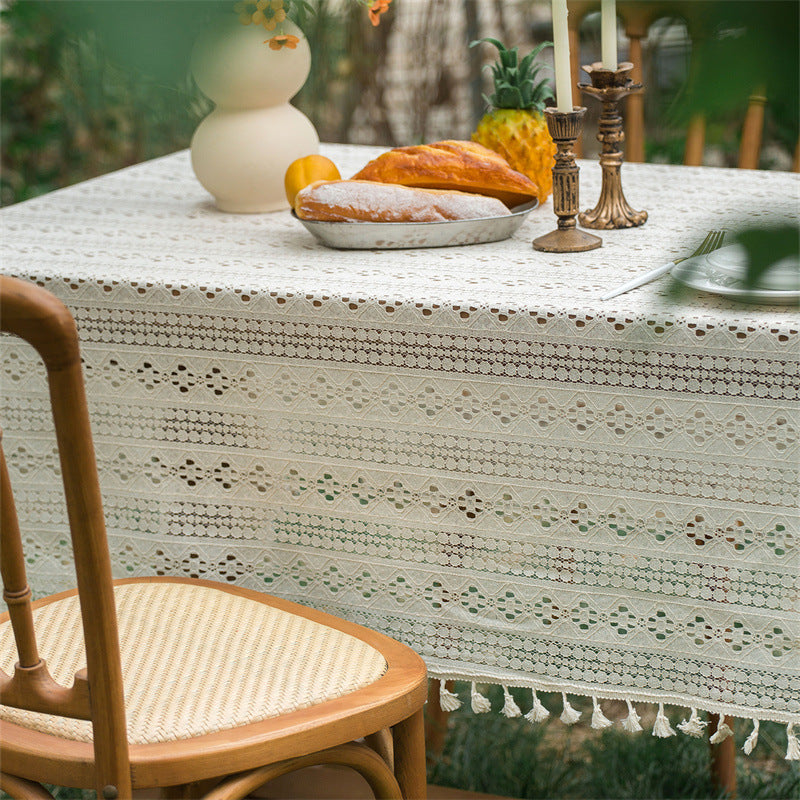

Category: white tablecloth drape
[2, 145, 798, 752]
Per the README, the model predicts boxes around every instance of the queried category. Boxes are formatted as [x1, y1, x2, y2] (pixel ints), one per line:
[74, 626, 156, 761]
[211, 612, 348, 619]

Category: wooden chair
[0, 275, 428, 800]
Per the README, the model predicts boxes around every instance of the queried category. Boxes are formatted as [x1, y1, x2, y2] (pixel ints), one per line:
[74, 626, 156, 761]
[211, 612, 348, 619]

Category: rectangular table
[2, 144, 798, 751]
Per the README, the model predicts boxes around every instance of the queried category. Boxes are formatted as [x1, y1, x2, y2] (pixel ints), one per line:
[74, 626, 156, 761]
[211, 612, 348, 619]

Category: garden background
[2, 0, 798, 207]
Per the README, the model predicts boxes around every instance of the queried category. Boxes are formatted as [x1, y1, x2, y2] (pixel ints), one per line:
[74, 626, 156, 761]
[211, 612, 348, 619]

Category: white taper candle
[601, 0, 617, 70]
[551, 0, 573, 113]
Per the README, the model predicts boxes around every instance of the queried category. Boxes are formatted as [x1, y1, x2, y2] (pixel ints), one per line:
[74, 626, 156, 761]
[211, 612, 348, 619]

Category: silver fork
[600, 230, 726, 300]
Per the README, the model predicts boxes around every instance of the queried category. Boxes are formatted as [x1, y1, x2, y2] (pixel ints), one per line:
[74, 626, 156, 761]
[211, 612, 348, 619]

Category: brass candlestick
[578, 62, 647, 229]
[533, 107, 602, 253]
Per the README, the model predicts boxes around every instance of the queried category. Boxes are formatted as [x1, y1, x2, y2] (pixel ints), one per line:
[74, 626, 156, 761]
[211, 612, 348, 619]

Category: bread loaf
[351, 140, 539, 207]
[295, 179, 511, 223]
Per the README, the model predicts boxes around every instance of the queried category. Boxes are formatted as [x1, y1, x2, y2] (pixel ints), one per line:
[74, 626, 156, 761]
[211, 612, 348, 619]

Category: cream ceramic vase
[190, 17, 319, 213]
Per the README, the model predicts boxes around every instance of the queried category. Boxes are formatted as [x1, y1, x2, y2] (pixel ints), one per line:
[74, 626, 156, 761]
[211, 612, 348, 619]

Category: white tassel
[524, 689, 550, 724]
[590, 696, 613, 729]
[743, 719, 759, 755]
[501, 686, 522, 718]
[787, 724, 800, 761]
[438, 680, 461, 712]
[678, 708, 707, 738]
[621, 699, 643, 732]
[653, 703, 676, 738]
[560, 692, 582, 725]
[710, 719, 734, 744]
[470, 682, 491, 714]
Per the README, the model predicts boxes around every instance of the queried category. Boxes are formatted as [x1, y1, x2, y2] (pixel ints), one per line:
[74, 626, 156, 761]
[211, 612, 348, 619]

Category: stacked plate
[673, 243, 800, 304]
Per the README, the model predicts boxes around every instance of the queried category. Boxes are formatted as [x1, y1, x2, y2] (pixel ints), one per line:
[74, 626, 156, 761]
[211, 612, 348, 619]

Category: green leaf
[469, 37, 507, 54]
[735, 225, 800, 290]
[500, 49, 518, 69]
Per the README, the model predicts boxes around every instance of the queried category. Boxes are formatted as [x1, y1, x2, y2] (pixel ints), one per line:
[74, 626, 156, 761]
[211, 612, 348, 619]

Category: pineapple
[471, 37, 556, 203]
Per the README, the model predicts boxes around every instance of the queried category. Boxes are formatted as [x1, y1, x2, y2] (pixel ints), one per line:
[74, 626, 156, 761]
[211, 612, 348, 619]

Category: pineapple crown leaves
[469, 37, 553, 111]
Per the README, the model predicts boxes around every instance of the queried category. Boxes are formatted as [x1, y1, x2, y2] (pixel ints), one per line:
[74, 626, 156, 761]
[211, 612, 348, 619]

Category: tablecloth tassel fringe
[560, 692, 581, 725]
[786, 724, 800, 761]
[501, 686, 522, 718]
[652, 703, 677, 738]
[743, 719, 759, 754]
[470, 682, 491, 714]
[590, 696, 613, 729]
[438, 679, 462, 712]
[709, 718, 734, 744]
[621, 699, 643, 732]
[524, 689, 550, 724]
[678, 707, 707, 738]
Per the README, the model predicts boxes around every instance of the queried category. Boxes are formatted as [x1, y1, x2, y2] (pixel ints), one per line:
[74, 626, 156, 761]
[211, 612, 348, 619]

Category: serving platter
[291, 200, 538, 250]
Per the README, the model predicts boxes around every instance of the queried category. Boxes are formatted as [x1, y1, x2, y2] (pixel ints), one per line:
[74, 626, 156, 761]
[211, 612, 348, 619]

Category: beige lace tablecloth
[2, 145, 798, 751]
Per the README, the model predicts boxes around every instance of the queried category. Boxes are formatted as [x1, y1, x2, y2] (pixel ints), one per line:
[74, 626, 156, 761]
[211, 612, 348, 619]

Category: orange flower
[254, 0, 287, 31]
[368, 0, 391, 27]
[267, 33, 300, 50]
[234, 0, 392, 45]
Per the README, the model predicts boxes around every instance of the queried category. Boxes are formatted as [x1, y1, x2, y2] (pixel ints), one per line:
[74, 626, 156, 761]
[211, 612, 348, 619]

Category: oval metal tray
[292, 200, 538, 250]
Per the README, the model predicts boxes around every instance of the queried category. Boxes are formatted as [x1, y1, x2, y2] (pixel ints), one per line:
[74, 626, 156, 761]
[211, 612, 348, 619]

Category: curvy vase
[190, 17, 319, 213]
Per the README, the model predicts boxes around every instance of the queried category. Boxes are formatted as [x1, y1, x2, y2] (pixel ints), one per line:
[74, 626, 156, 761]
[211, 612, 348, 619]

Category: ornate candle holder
[533, 107, 602, 252]
[578, 62, 647, 229]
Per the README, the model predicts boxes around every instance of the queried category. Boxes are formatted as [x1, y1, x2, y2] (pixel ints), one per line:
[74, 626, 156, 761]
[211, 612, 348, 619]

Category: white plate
[673, 247, 800, 305]
[704, 244, 800, 291]
[292, 200, 538, 250]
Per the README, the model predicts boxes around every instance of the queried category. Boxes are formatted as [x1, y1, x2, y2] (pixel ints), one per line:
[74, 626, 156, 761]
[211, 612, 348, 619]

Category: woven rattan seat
[0, 581, 388, 744]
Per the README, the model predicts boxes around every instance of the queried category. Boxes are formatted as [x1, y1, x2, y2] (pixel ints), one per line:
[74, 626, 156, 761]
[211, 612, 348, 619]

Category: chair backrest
[683, 92, 767, 169]
[0, 275, 132, 797]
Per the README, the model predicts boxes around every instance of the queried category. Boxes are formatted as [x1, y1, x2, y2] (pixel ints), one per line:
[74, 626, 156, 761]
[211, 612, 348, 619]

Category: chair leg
[424, 679, 450, 765]
[709, 714, 737, 798]
[366, 727, 395, 771]
[392, 708, 427, 800]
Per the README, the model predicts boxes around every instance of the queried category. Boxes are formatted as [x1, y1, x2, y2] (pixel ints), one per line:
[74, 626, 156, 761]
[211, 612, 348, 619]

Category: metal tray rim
[291, 199, 539, 250]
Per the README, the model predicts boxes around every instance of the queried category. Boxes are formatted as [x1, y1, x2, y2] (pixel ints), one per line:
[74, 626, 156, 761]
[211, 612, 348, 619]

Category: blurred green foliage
[675, 1, 799, 134]
[0, 1, 219, 205]
[637, 0, 798, 168]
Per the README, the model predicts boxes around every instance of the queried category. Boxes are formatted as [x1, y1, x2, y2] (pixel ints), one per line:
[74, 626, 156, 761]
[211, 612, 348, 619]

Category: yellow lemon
[284, 155, 341, 207]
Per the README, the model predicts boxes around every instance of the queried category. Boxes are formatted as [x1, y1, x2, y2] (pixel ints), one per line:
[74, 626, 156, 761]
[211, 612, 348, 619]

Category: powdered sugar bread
[295, 180, 512, 223]
[351, 140, 539, 207]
